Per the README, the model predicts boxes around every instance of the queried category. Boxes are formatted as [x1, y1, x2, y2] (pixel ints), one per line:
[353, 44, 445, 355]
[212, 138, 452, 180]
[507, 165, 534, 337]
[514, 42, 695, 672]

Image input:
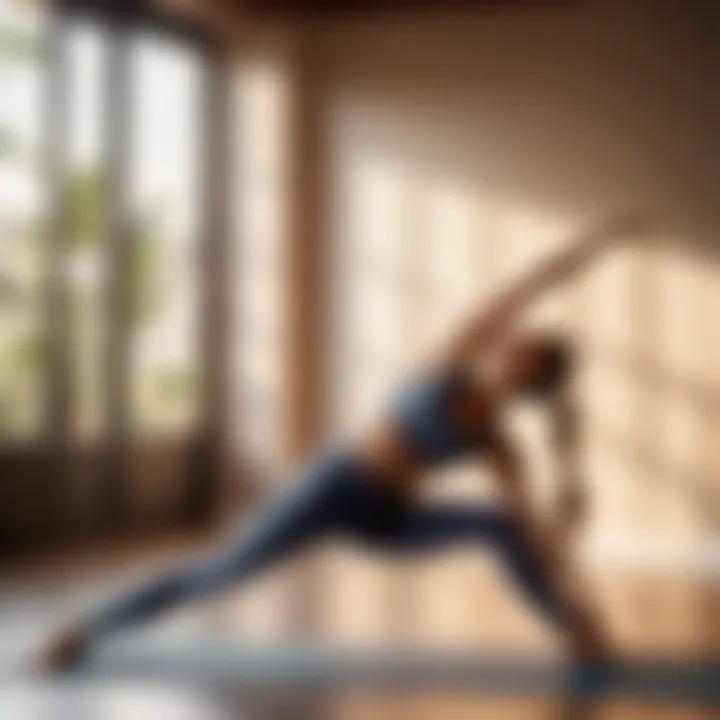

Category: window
[66, 21, 106, 439]
[0, 1, 43, 442]
[0, 2, 210, 444]
[128, 31, 202, 434]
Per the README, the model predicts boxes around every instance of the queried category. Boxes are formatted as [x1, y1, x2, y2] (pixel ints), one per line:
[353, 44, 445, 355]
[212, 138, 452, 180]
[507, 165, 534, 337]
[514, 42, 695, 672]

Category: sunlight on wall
[654, 250, 709, 469]
[585, 248, 646, 354]
[335, 157, 414, 433]
[322, 113, 720, 645]
[325, 149, 578, 647]
[579, 239, 720, 558]
[231, 59, 289, 481]
[223, 54, 296, 639]
[222, 15, 720, 647]
[419, 178, 486, 348]
[408, 180, 536, 648]
[327, 156, 420, 643]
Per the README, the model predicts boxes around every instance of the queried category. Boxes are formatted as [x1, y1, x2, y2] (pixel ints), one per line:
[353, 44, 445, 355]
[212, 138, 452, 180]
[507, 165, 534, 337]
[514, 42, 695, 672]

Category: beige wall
[225, 2, 720, 646]
[317, 0, 720, 232]
[315, 0, 720, 554]
[315, 0, 719, 646]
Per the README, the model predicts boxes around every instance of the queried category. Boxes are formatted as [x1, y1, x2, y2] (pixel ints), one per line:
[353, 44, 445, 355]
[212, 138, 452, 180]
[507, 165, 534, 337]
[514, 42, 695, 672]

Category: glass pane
[128, 31, 201, 434]
[0, 1, 44, 442]
[66, 20, 106, 440]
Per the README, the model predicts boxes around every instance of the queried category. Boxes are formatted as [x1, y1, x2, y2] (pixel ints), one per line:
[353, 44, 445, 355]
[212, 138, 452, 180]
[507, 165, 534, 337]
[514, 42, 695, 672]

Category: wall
[310, 0, 719, 647]
[317, 0, 720, 559]
[219, 1, 720, 649]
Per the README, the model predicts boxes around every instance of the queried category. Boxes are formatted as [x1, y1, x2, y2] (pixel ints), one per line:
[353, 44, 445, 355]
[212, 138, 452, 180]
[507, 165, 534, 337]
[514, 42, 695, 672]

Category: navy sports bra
[388, 370, 486, 466]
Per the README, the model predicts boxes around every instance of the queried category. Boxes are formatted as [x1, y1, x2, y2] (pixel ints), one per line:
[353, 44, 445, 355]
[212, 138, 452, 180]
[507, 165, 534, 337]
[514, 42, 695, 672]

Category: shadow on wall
[319, 0, 720, 255]
[328, 145, 720, 550]
[317, 0, 720, 553]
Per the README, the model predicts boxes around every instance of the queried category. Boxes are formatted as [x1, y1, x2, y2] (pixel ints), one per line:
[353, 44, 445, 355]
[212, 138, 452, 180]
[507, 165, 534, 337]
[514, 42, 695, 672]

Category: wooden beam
[101, 16, 133, 530]
[284, 30, 325, 465]
[241, 0, 575, 20]
[41, 9, 73, 540]
[192, 47, 234, 525]
[42, 11, 72, 445]
[280, 30, 328, 642]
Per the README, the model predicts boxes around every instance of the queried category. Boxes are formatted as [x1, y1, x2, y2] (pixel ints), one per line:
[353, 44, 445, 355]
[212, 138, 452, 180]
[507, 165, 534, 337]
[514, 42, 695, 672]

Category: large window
[129, 31, 201, 434]
[0, 2, 209, 446]
[0, 1, 43, 442]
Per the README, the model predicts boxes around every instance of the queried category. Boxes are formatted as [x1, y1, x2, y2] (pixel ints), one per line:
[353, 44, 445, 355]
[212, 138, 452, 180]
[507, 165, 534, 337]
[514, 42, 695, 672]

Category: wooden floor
[1, 685, 717, 720]
[0, 536, 718, 720]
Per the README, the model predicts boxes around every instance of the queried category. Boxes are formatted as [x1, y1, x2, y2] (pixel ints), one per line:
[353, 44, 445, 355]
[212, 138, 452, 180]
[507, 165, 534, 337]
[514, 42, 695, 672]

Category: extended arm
[487, 428, 562, 578]
[487, 426, 613, 660]
[551, 391, 587, 532]
[442, 211, 648, 368]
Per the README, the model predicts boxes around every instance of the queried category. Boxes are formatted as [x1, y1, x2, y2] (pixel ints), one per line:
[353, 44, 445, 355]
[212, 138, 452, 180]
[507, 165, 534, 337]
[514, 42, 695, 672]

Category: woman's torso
[355, 367, 496, 492]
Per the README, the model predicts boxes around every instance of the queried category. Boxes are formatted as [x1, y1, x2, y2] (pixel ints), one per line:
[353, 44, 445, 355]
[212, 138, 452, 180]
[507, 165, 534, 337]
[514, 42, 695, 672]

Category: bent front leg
[349, 502, 574, 629]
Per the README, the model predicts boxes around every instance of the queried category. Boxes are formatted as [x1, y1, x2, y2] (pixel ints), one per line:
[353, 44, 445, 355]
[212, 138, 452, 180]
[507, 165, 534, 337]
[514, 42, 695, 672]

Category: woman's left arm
[551, 391, 587, 532]
[486, 428, 562, 575]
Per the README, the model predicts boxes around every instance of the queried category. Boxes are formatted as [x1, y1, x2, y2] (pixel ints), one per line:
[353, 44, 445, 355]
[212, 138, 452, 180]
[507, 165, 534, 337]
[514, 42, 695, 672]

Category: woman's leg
[353, 503, 574, 628]
[84, 454, 354, 640]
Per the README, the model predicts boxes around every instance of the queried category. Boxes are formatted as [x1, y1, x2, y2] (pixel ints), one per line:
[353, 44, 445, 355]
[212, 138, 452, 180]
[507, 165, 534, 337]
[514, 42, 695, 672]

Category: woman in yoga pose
[40, 211, 648, 671]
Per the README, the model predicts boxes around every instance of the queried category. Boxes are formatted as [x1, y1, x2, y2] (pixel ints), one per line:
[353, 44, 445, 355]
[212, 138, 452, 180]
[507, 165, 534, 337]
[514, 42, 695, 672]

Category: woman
[40, 211, 647, 671]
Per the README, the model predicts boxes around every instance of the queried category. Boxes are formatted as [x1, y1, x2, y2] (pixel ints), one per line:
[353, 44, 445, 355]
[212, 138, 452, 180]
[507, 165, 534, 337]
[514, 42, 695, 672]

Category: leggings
[87, 451, 572, 639]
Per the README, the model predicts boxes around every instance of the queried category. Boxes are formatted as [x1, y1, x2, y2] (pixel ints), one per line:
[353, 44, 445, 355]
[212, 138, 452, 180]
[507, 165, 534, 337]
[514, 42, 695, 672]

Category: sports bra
[388, 369, 488, 467]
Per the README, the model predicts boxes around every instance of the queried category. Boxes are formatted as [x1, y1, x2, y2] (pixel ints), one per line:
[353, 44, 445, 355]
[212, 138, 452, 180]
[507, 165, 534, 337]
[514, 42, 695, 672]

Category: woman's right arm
[440, 210, 649, 369]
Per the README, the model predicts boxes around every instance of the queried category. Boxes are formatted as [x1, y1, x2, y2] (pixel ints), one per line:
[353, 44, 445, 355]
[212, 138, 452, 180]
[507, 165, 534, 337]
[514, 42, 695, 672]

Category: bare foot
[37, 626, 89, 675]
[566, 607, 615, 665]
[571, 632, 614, 665]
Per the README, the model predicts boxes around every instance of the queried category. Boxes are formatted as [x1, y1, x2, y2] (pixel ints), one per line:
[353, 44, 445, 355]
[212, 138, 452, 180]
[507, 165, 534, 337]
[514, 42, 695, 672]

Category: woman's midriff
[353, 418, 426, 494]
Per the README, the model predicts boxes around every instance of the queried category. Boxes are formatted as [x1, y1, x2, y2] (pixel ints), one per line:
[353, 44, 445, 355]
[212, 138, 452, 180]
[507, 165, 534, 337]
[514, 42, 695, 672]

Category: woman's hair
[521, 335, 574, 398]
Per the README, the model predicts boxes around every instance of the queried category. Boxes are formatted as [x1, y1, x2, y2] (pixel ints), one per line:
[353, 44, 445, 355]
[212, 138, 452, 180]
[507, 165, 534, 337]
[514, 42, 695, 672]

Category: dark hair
[523, 337, 573, 397]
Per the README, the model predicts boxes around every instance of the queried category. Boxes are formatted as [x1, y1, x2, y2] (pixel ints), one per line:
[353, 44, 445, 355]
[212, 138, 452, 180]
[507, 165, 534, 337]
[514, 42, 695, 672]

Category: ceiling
[236, 0, 572, 19]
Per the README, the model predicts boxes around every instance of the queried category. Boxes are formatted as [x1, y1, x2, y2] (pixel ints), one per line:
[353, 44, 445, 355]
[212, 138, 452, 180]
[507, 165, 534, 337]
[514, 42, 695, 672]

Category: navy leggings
[87, 452, 571, 638]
